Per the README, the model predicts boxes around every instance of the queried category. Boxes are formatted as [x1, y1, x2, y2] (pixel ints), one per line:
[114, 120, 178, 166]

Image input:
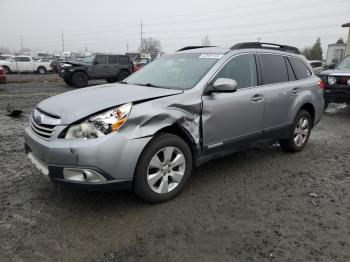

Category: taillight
[319, 80, 324, 89]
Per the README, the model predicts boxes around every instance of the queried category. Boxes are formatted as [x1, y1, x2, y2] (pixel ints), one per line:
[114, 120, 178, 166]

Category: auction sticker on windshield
[199, 54, 223, 59]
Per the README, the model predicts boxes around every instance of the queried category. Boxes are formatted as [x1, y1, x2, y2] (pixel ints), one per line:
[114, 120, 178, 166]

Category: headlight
[64, 103, 132, 139]
[328, 76, 336, 85]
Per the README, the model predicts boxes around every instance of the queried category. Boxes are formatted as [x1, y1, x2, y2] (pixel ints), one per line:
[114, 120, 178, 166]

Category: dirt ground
[0, 78, 349, 262]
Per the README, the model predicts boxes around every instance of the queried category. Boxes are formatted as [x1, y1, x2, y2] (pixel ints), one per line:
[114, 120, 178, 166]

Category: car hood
[37, 83, 183, 124]
[320, 69, 350, 76]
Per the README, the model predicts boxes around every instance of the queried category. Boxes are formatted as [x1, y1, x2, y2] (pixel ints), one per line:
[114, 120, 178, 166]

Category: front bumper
[324, 85, 350, 104]
[24, 126, 152, 190]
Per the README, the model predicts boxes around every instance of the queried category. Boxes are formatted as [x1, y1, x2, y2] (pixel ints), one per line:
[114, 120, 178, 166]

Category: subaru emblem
[35, 115, 42, 125]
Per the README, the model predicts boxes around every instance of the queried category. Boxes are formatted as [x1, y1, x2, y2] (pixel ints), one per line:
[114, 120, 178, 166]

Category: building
[325, 38, 346, 66]
[342, 22, 350, 56]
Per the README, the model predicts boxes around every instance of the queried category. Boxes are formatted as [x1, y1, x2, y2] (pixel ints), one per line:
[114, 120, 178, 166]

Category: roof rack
[177, 46, 216, 52]
[230, 42, 300, 54]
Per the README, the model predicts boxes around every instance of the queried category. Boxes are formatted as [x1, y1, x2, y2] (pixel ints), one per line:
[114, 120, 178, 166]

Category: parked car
[0, 54, 14, 61]
[308, 60, 323, 75]
[25, 42, 324, 203]
[59, 54, 133, 87]
[0, 55, 52, 74]
[0, 66, 6, 84]
[319, 55, 350, 109]
[133, 57, 151, 72]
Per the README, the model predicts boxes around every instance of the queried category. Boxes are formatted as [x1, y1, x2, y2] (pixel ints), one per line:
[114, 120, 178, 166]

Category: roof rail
[177, 46, 216, 52]
[230, 42, 300, 54]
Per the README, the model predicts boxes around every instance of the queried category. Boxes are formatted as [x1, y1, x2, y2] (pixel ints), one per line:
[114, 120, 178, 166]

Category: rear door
[108, 55, 120, 77]
[202, 53, 264, 150]
[257, 53, 297, 132]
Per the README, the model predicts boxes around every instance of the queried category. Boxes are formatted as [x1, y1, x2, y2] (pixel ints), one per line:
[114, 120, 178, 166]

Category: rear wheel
[117, 71, 130, 81]
[133, 134, 193, 203]
[37, 66, 47, 74]
[71, 72, 88, 87]
[279, 110, 312, 152]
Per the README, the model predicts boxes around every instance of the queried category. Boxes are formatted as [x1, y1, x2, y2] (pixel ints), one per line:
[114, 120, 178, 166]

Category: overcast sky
[0, 0, 349, 55]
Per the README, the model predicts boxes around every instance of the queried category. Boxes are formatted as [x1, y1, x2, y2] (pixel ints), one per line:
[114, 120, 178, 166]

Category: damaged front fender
[120, 92, 202, 145]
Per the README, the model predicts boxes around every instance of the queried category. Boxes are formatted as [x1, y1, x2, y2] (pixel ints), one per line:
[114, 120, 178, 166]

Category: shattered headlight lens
[65, 103, 132, 139]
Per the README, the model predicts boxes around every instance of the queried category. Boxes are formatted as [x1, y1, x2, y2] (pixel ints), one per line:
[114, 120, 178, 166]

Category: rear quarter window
[289, 57, 312, 80]
[260, 54, 288, 85]
[118, 56, 131, 65]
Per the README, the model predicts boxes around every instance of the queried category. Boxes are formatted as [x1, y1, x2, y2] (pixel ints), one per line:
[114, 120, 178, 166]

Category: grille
[30, 118, 56, 140]
[30, 109, 60, 140]
[334, 76, 349, 85]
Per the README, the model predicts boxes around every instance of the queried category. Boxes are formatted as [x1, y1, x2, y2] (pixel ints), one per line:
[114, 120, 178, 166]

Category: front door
[202, 53, 264, 150]
[91, 55, 109, 78]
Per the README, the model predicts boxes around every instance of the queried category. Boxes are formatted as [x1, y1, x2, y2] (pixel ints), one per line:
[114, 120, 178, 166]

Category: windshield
[335, 56, 350, 70]
[126, 53, 220, 90]
[80, 56, 94, 64]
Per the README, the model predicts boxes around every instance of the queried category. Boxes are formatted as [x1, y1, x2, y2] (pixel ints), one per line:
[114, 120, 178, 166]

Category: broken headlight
[65, 103, 132, 139]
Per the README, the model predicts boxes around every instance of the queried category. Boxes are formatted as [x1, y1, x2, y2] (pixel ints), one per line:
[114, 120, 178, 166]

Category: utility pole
[126, 43, 129, 53]
[61, 32, 65, 52]
[20, 37, 23, 51]
[140, 19, 143, 52]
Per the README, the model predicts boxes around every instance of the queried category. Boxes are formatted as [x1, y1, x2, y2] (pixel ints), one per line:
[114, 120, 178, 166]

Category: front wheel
[71, 72, 88, 88]
[133, 134, 193, 203]
[279, 110, 312, 152]
[3, 66, 11, 74]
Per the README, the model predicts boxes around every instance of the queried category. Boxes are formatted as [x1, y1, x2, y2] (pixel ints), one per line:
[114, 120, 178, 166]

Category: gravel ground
[0, 81, 349, 262]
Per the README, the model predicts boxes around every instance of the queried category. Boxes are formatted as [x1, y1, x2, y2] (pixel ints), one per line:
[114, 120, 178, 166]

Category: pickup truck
[0, 55, 52, 74]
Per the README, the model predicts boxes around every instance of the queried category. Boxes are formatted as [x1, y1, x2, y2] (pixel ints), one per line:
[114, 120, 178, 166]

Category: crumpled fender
[119, 93, 202, 145]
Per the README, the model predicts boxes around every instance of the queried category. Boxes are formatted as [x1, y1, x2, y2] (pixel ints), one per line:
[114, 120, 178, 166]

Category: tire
[279, 110, 312, 152]
[3, 66, 11, 74]
[71, 72, 88, 88]
[133, 133, 193, 203]
[64, 78, 73, 86]
[117, 71, 130, 81]
[37, 66, 47, 74]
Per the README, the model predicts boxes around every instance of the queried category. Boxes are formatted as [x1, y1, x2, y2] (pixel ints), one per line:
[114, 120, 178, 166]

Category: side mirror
[211, 78, 238, 93]
[93, 60, 98, 65]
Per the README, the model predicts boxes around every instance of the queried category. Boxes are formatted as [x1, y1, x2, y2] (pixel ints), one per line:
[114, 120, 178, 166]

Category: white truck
[0, 55, 52, 74]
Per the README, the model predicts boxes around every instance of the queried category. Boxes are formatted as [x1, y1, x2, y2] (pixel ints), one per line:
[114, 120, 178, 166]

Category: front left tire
[133, 133, 193, 203]
[37, 66, 47, 74]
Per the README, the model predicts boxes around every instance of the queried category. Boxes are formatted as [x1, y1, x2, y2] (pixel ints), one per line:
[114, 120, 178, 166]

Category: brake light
[318, 80, 324, 89]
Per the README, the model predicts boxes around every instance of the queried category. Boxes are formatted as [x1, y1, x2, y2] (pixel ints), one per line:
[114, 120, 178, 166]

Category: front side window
[260, 54, 288, 84]
[94, 55, 107, 65]
[126, 53, 219, 90]
[335, 56, 350, 70]
[289, 57, 312, 80]
[213, 53, 257, 89]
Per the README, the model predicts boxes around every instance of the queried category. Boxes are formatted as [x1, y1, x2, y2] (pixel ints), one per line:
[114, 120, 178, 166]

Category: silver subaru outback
[25, 42, 324, 203]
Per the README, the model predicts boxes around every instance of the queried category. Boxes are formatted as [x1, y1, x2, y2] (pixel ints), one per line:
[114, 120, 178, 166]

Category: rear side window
[285, 58, 296, 81]
[260, 54, 288, 84]
[289, 57, 312, 80]
[108, 56, 118, 64]
[118, 56, 131, 65]
[214, 53, 257, 89]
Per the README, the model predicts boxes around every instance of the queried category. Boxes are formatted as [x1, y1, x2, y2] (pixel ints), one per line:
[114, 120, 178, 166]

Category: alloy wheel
[147, 146, 186, 194]
[294, 117, 309, 146]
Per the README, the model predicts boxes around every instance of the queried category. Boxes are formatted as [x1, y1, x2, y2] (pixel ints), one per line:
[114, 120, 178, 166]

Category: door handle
[291, 88, 301, 94]
[251, 94, 264, 103]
